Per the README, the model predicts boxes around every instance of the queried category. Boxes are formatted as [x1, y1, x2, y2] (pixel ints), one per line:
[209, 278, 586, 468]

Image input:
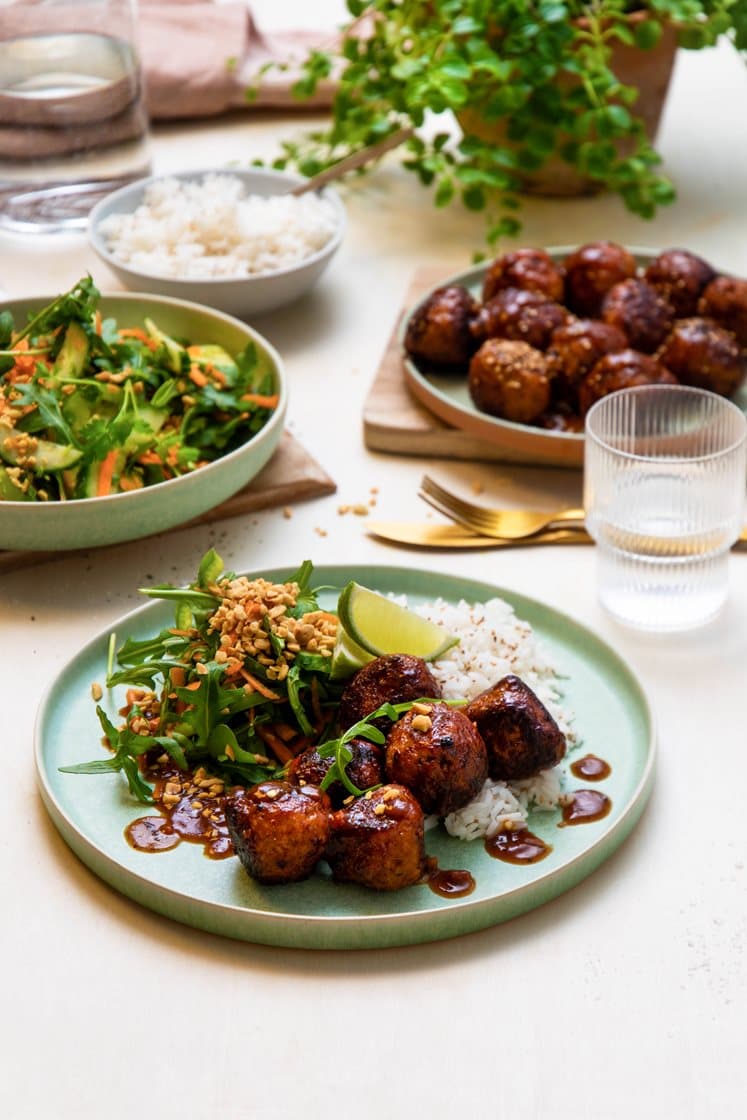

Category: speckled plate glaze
[401, 248, 747, 468]
[36, 566, 655, 950]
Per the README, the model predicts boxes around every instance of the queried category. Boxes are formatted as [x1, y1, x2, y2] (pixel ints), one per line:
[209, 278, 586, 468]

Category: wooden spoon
[289, 127, 415, 196]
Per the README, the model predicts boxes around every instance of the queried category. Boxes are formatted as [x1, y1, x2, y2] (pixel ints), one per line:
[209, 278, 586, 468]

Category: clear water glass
[0, 0, 150, 233]
[584, 385, 747, 631]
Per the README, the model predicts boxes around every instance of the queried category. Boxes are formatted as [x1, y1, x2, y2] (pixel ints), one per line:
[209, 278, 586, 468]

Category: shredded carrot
[272, 722, 298, 743]
[240, 392, 279, 409]
[206, 364, 227, 386]
[256, 725, 294, 765]
[184, 680, 203, 692]
[96, 450, 118, 497]
[137, 451, 163, 466]
[189, 365, 208, 388]
[118, 327, 158, 350]
[118, 475, 143, 492]
[240, 668, 281, 701]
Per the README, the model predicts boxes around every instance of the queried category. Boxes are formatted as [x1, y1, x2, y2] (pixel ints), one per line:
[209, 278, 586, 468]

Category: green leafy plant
[254, 0, 746, 245]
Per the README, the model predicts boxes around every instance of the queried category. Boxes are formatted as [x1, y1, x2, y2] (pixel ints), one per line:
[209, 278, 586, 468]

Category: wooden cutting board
[0, 431, 335, 574]
[363, 265, 579, 467]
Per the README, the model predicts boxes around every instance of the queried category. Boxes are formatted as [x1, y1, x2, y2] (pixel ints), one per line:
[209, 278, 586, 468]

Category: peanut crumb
[411, 714, 433, 732]
[282, 507, 293, 519]
[90, 682, 103, 702]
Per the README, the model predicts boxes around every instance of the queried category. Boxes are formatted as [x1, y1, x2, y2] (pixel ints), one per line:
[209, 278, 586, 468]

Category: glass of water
[584, 385, 747, 631]
[0, 0, 150, 233]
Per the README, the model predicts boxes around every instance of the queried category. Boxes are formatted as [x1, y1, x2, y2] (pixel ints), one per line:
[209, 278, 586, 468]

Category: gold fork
[419, 475, 586, 540]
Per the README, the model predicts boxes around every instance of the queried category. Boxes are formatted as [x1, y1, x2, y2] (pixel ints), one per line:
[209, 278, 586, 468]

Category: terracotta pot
[458, 13, 678, 197]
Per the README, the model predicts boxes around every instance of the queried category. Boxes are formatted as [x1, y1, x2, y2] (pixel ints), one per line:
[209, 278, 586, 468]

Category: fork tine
[418, 487, 496, 535]
[420, 475, 500, 530]
[420, 475, 486, 521]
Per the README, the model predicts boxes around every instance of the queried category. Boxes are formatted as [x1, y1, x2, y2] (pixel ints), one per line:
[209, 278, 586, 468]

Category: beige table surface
[2, 4, 746, 1118]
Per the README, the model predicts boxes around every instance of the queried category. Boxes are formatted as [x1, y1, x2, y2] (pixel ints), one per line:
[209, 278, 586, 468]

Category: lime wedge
[336, 581, 459, 662]
[329, 629, 374, 681]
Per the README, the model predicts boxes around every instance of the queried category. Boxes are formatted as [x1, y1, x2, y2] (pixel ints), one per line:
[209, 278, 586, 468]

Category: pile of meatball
[403, 241, 747, 430]
[224, 653, 566, 892]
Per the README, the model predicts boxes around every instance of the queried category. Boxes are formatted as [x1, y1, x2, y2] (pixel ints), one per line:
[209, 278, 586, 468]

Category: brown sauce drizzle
[428, 867, 476, 898]
[485, 828, 552, 864]
[560, 789, 611, 826]
[125, 761, 234, 860]
[570, 754, 611, 781]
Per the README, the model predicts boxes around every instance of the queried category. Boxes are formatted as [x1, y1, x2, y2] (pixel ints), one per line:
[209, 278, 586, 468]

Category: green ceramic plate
[401, 247, 747, 470]
[36, 565, 655, 950]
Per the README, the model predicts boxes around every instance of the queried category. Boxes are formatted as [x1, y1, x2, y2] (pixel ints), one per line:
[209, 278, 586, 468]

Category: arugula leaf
[197, 548, 224, 589]
[286, 560, 319, 618]
[15, 276, 99, 344]
[114, 629, 191, 667]
[153, 734, 189, 770]
[138, 586, 220, 610]
[286, 662, 315, 736]
[174, 665, 224, 746]
[59, 705, 154, 803]
[13, 376, 78, 446]
[0, 310, 13, 349]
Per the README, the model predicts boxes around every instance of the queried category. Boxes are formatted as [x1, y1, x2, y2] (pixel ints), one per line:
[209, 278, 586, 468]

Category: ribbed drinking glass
[584, 384, 747, 631]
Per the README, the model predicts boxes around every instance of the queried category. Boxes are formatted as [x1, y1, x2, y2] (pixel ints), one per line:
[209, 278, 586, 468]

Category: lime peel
[336, 581, 459, 663]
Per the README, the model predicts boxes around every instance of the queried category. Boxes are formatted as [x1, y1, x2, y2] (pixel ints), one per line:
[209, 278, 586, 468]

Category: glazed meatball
[482, 248, 565, 303]
[338, 654, 442, 731]
[698, 276, 747, 349]
[470, 287, 570, 350]
[465, 674, 566, 781]
[578, 349, 677, 415]
[657, 318, 745, 397]
[547, 318, 627, 406]
[385, 702, 488, 817]
[468, 338, 552, 424]
[326, 784, 426, 891]
[404, 284, 479, 367]
[287, 738, 384, 808]
[602, 278, 675, 354]
[563, 241, 637, 317]
[644, 249, 716, 318]
[225, 781, 330, 885]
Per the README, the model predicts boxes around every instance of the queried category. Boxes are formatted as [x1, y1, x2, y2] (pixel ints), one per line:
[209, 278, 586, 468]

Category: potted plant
[255, 1, 747, 245]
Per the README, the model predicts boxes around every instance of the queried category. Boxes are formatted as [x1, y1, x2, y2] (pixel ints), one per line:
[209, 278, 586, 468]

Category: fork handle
[552, 508, 586, 525]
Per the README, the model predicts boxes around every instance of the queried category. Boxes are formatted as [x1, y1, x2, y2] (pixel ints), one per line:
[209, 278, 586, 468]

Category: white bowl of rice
[88, 168, 346, 317]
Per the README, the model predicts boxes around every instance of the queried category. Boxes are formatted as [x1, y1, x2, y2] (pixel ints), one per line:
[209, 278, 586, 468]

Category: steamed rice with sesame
[97, 174, 339, 280]
[407, 595, 577, 839]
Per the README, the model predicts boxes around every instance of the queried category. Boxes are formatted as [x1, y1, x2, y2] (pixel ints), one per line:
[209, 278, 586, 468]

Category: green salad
[61, 553, 412, 802]
[0, 277, 278, 502]
[61, 552, 456, 805]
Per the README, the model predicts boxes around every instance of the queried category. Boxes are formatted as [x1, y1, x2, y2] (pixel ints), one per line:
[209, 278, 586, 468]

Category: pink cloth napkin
[139, 1, 336, 119]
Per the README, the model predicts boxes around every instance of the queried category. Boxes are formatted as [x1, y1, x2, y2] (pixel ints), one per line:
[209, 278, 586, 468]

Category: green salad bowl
[0, 292, 287, 551]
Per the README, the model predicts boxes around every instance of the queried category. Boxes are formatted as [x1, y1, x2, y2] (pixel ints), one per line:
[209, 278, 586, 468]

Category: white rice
[408, 596, 577, 840]
[97, 173, 338, 279]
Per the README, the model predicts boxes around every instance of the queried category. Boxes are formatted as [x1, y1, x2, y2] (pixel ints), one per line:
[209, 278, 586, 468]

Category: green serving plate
[36, 565, 655, 950]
